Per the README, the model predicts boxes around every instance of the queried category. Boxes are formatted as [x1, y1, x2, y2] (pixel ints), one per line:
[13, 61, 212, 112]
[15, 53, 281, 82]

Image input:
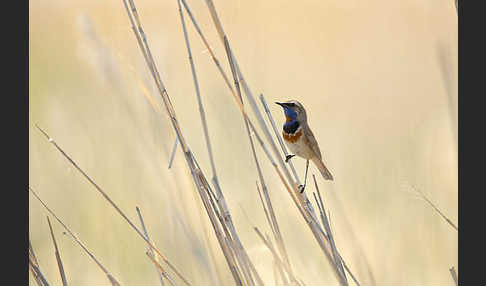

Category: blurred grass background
[29, 0, 457, 285]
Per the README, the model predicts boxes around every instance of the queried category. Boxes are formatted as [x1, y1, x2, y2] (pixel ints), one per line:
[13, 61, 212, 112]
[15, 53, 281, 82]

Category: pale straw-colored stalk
[200, 1, 350, 284]
[177, 0, 261, 284]
[136, 207, 167, 286]
[29, 187, 121, 286]
[46, 216, 69, 286]
[34, 126, 191, 286]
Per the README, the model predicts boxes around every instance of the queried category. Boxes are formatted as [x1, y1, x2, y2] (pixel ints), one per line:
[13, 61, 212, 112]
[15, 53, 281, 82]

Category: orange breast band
[283, 129, 303, 143]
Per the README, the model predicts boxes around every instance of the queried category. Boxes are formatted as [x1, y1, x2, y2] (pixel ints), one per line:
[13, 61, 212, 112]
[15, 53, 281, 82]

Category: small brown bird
[276, 100, 333, 192]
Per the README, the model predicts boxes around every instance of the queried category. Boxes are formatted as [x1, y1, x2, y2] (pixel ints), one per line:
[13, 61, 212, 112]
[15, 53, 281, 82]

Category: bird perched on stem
[276, 100, 333, 192]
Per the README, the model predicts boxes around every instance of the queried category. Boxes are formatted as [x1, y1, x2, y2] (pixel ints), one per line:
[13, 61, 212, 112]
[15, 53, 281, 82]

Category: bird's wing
[303, 124, 322, 160]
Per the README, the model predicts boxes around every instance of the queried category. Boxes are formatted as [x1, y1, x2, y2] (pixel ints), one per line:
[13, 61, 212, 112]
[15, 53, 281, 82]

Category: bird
[275, 100, 333, 192]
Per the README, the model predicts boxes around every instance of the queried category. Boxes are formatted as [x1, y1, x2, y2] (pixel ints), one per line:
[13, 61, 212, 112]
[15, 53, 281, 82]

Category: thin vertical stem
[29, 255, 51, 286]
[136, 207, 167, 286]
[176, 0, 217, 180]
[29, 187, 121, 286]
[253, 227, 300, 286]
[46, 216, 69, 286]
[312, 176, 346, 282]
[146, 252, 179, 286]
[168, 137, 179, 169]
[410, 186, 458, 231]
[201, 1, 348, 284]
[35, 125, 191, 286]
[449, 267, 458, 286]
[259, 94, 300, 185]
[256, 183, 276, 236]
[29, 241, 50, 286]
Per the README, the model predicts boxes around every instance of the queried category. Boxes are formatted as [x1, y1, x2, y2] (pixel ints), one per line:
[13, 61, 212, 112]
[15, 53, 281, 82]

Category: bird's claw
[298, 184, 305, 193]
[285, 154, 295, 163]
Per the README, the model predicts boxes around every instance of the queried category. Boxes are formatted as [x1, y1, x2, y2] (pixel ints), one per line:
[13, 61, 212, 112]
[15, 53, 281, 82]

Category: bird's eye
[289, 103, 296, 107]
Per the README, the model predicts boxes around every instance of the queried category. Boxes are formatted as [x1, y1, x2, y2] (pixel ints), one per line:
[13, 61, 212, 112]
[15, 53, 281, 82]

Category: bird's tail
[311, 157, 334, 181]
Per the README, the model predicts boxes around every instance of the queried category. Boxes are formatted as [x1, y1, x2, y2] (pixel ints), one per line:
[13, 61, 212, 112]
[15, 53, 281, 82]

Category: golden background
[29, 0, 457, 285]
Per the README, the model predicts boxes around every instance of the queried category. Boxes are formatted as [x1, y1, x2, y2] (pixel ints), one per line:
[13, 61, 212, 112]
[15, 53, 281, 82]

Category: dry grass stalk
[253, 227, 299, 286]
[179, 0, 234, 95]
[312, 176, 347, 281]
[180, 0, 270, 142]
[179, 6, 296, 282]
[179, 1, 354, 282]
[29, 187, 121, 286]
[120, 0, 261, 283]
[266, 92, 365, 285]
[263, 234, 289, 286]
[136, 207, 167, 286]
[225, 42, 267, 285]
[323, 192, 376, 286]
[196, 162, 266, 286]
[146, 252, 178, 286]
[199, 1, 352, 283]
[259, 95, 301, 184]
[257, 95, 326, 227]
[30, 0, 387, 285]
[182, 0, 286, 198]
[275, 262, 289, 286]
[449, 266, 458, 286]
[168, 137, 179, 169]
[111, 50, 162, 115]
[180, 0, 298, 231]
[193, 167, 245, 285]
[260, 96, 347, 284]
[242, 99, 295, 283]
[184, 173, 226, 286]
[314, 184, 367, 285]
[255, 183, 276, 236]
[29, 240, 50, 286]
[177, 1, 261, 284]
[29, 255, 51, 286]
[337, 254, 360, 286]
[265, 234, 290, 286]
[255, 183, 300, 285]
[29, 241, 42, 286]
[198, 1, 288, 185]
[176, 0, 216, 180]
[29, 262, 44, 285]
[34, 125, 191, 286]
[46, 216, 69, 286]
[122, 0, 188, 155]
[217, 22, 264, 286]
[187, 153, 246, 285]
[311, 177, 364, 286]
[408, 185, 458, 231]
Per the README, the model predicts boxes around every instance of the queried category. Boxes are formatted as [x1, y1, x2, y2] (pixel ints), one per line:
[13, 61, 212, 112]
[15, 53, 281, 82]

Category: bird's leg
[285, 154, 295, 163]
[298, 160, 309, 193]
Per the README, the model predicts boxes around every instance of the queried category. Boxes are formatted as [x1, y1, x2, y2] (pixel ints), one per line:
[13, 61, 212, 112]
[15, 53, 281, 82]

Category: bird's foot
[285, 154, 295, 163]
[298, 184, 306, 193]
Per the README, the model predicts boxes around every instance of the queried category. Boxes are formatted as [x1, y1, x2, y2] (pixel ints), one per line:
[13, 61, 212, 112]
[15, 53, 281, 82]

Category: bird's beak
[275, 102, 285, 107]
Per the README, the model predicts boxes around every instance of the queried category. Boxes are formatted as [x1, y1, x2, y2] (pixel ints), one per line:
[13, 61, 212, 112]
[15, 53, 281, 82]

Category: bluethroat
[276, 100, 333, 192]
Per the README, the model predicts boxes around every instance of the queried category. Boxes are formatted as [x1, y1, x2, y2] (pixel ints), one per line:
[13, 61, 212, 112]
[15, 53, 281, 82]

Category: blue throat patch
[282, 107, 299, 134]
[284, 106, 297, 120]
